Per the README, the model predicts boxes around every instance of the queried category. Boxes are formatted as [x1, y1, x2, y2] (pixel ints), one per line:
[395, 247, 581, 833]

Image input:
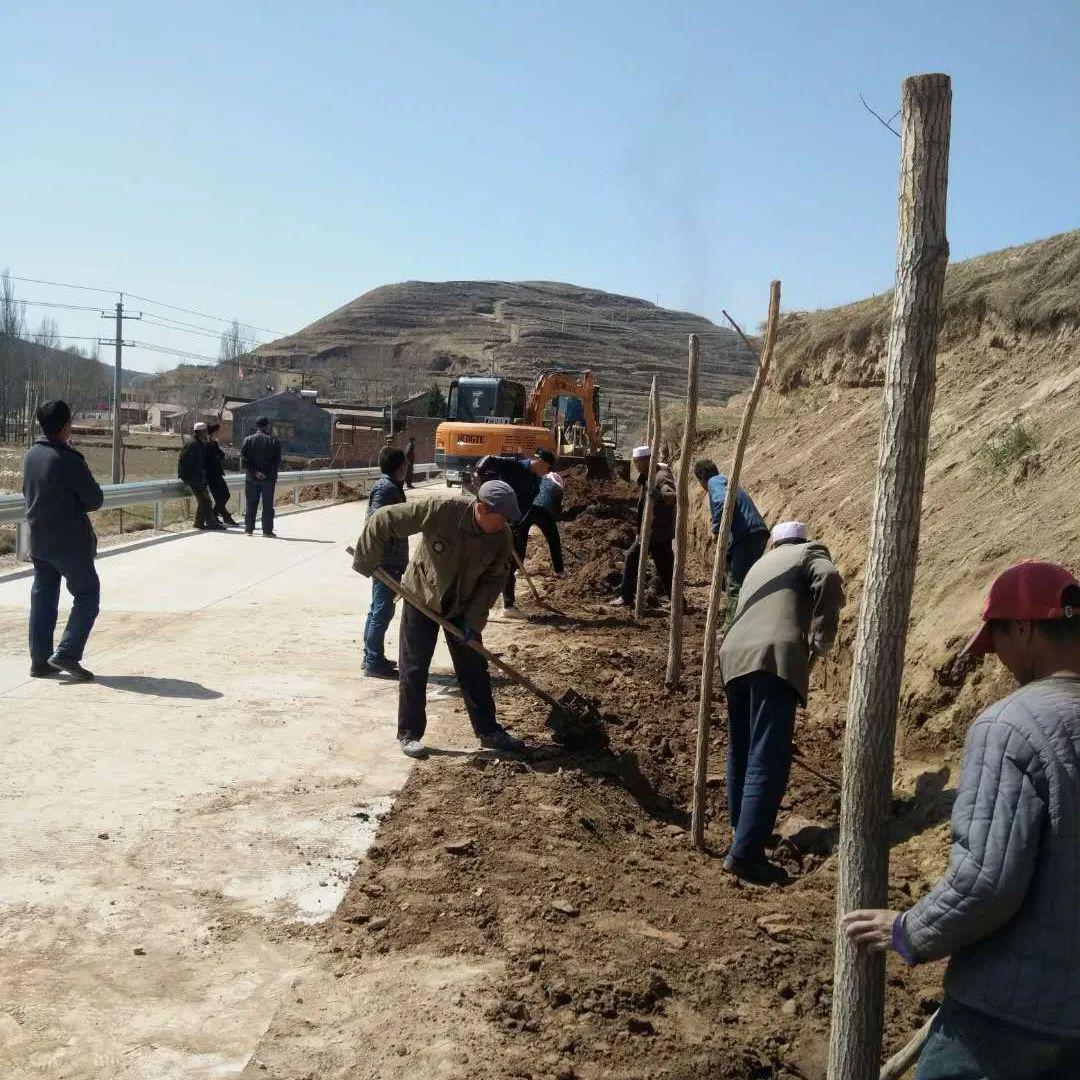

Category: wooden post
[827, 73, 951, 1080]
[666, 335, 700, 687]
[633, 377, 661, 619]
[690, 280, 781, 849]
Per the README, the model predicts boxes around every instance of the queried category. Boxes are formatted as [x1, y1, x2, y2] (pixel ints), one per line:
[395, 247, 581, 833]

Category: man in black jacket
[204, 421, 237, 527]
[177, 423, 220, 531]
[240, 417, 282, 537]
[362, 447, 409, 678]
[22, 400, 104, 680]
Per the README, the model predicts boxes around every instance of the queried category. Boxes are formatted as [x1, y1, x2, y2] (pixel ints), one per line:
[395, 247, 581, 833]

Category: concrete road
[0, 497, 456, 1078]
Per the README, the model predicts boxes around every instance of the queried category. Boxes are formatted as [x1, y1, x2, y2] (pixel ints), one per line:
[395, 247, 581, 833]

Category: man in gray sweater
[22, 400, 104, 680]
[718, 520, 844, 884]
[844, 560, 1080, 1079]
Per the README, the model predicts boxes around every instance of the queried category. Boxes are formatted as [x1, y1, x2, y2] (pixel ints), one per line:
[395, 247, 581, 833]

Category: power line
[17, 298, 115, 313]
[124, 292, 284, 336]
[5, 273, 120, 295]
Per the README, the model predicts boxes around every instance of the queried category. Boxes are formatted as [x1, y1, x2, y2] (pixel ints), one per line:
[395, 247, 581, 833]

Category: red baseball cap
[966, 561, 1080, 656]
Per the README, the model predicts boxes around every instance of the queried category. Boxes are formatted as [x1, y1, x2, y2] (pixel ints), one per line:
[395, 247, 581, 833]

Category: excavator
[435, 370, 614, 487]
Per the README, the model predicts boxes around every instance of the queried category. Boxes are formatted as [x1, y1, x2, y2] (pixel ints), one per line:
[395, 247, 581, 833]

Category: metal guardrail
[0, 463, 441, 560]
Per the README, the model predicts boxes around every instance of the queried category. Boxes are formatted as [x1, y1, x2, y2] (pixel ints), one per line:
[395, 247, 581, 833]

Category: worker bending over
[718, 521, 844, 884]
[351, 480, 527, 760]
[610, 445, 676, 608]
[692, 458, 769, 592]
[845, 561, 1080, 1080]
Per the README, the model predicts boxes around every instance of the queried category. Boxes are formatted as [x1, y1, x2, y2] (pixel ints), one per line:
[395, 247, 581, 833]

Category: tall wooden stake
[633, 377, 662, 619]
[666, 335, 700, 687]
[827, 72, 951, 1080]
[690, 281, 781, 848]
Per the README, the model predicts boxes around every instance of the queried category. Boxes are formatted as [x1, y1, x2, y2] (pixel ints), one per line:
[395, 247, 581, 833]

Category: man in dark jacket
[22, 400, 104, 680]
[362, 447, 409, 678]
[610, 445, 677, 608]
[717, 521, 844, 883]
[204, 421, 237, 527]
[844, 561, 1080, 1079]
[693, 458, 769, 590]
[404, 435, 417, 489]
[178, 423, 221, 531]
[240, 416, 282, 537]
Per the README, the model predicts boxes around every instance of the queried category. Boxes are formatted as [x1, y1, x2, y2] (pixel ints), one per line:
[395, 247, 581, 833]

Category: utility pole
[112, 299, 123, 483]
[827, 73, 951, 1080]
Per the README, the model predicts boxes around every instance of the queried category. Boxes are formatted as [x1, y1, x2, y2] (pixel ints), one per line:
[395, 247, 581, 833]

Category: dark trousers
[405, 461, 416, 488]
[725, 670, 798, 862]
[728, 529, 769, 588]
[619, 536, 674, 603]
[244, 477, 276, 534]
[363, 565, 403, 669]
[209, 476, 232, 518]
[397, 602, 499, 741]
[29, 552, 100, 664]
[504, 507, 564, 605]
[917, 997, 1080, 1080]
[189, 484, 215, 528]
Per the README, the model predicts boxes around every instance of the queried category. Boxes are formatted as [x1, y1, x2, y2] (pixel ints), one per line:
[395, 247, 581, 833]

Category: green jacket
[351, 495, 511, 633]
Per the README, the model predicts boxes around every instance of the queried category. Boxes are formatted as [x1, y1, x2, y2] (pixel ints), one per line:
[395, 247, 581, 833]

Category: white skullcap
[193, 422, 208, 432]
[632, 445, 651, 460]
[771, 521, 807, 544]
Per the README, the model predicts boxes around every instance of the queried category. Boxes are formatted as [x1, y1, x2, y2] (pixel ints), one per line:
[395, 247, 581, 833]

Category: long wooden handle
[372, 567, 565, 712]
[511, 546, 544, 603]
[879, 1011, 937, 1080]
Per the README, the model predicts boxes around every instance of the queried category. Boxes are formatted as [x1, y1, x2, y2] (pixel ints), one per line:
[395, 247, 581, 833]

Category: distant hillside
[236, 280, 756, 423]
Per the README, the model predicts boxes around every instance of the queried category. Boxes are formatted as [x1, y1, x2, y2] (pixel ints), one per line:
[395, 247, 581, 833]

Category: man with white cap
[177, 422, 222, 531]
[844, 561, 1080, 1079]
[351, 479, 528, 759]
[717, 520, 844, 883]
[610, 445, 677, 608]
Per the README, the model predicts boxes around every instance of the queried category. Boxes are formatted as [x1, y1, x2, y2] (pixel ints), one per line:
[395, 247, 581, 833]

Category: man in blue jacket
[693, 458, 769, 590]
[362, 446, 410, 678]
[22, 400, 104, 681]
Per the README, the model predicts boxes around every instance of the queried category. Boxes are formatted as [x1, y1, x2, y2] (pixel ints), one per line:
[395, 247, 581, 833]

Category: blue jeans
[725, 670, 797, 861]
[363, 566, 403, 670]
[244, 477, 276, 534]
[30, 552, 101, 664]
[917, 997, 1080, 1080]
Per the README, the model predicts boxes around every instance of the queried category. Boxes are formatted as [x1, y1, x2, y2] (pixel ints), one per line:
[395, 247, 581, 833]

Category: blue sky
[3, 0, 1077, 372]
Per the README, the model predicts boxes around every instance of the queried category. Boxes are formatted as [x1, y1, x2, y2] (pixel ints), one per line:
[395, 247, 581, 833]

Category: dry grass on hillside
[775, 229, 1080, 387]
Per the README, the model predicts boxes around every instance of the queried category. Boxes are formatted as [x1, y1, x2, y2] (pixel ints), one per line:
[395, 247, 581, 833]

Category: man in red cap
[843, 561, 1080, 1079]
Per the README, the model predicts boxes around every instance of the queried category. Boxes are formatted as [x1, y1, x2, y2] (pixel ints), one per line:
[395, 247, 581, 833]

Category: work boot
[30, 662, 56, 678]
[723, 853, 790, 886]
[363, 661, 398, 680]
[479, 727, 527, 754]
[399, 738, 428, 759]
[48, 654, 94, 681]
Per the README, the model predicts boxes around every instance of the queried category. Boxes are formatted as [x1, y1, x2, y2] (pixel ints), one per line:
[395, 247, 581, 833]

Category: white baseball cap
[632, 445, 651, 460]
[771, 521, 807, 544]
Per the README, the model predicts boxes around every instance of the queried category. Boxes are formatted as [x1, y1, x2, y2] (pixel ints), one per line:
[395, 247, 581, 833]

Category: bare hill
[246, 279, 756, 420]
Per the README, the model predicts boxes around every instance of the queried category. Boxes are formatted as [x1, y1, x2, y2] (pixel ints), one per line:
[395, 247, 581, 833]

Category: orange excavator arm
[525, 370, 602, 453]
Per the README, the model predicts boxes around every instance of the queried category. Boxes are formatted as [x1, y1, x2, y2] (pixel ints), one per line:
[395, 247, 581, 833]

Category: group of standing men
[177, 417, 281, 536]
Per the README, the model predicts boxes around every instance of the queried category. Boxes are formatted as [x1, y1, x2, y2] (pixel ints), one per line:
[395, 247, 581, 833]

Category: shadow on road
[261, 537, 337, 545]
[92, 675, 224, 700]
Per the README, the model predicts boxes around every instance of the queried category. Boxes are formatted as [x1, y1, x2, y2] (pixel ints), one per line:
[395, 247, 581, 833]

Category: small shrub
[977, 418, 1038, 476]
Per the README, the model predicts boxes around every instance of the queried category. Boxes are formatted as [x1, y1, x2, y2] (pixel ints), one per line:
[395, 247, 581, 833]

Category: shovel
[367, 564, 605, 748]
[510, 547, 567, 617]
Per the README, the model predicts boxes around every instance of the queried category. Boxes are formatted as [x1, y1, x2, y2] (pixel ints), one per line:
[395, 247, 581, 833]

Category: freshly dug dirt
[245, 477, 949, 1080]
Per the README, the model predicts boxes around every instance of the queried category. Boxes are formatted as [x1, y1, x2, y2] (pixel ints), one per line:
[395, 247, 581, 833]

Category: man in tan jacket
[352, 480, 527, 759]
[718, 521, 844, 883]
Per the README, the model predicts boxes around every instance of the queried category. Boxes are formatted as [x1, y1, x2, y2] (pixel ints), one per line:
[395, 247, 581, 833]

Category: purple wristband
[891, 913, 917, 965]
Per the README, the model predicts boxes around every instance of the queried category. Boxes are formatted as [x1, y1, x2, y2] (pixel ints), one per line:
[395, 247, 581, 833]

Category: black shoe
[363, 663, 398, 680]
[205, 521, 226, 531]
[221, 515, 239, 527]
[723, 853, 790, 886]
[48, 654, 95, 681]
[263, 531, 277, 538]
[30, 662, 56, 678]
[245, 530, 254, 536]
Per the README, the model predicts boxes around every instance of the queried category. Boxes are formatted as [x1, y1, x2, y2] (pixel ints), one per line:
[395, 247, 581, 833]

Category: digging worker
[350, 479, 527, 760]
[692, 458, 769, 593]
[610, 445, 676, 609]
[717, 520, 844, 884]
[361, 446, 409, 680]
[204, 421, 238, 528]
[844, 561, 1080, 1080]
[22, 399, 103, 682]
[240, 416, 282, 537]
[178, 422, 222, 531]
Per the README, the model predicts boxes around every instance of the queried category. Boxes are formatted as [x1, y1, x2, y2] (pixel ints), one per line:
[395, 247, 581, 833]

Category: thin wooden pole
[633, 377, 662, 619]
[827, 73, 951, 1080]
[665, 335, 700, 687]
[879, 1012, 937, 1080]
[690, 280, 781, 849]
